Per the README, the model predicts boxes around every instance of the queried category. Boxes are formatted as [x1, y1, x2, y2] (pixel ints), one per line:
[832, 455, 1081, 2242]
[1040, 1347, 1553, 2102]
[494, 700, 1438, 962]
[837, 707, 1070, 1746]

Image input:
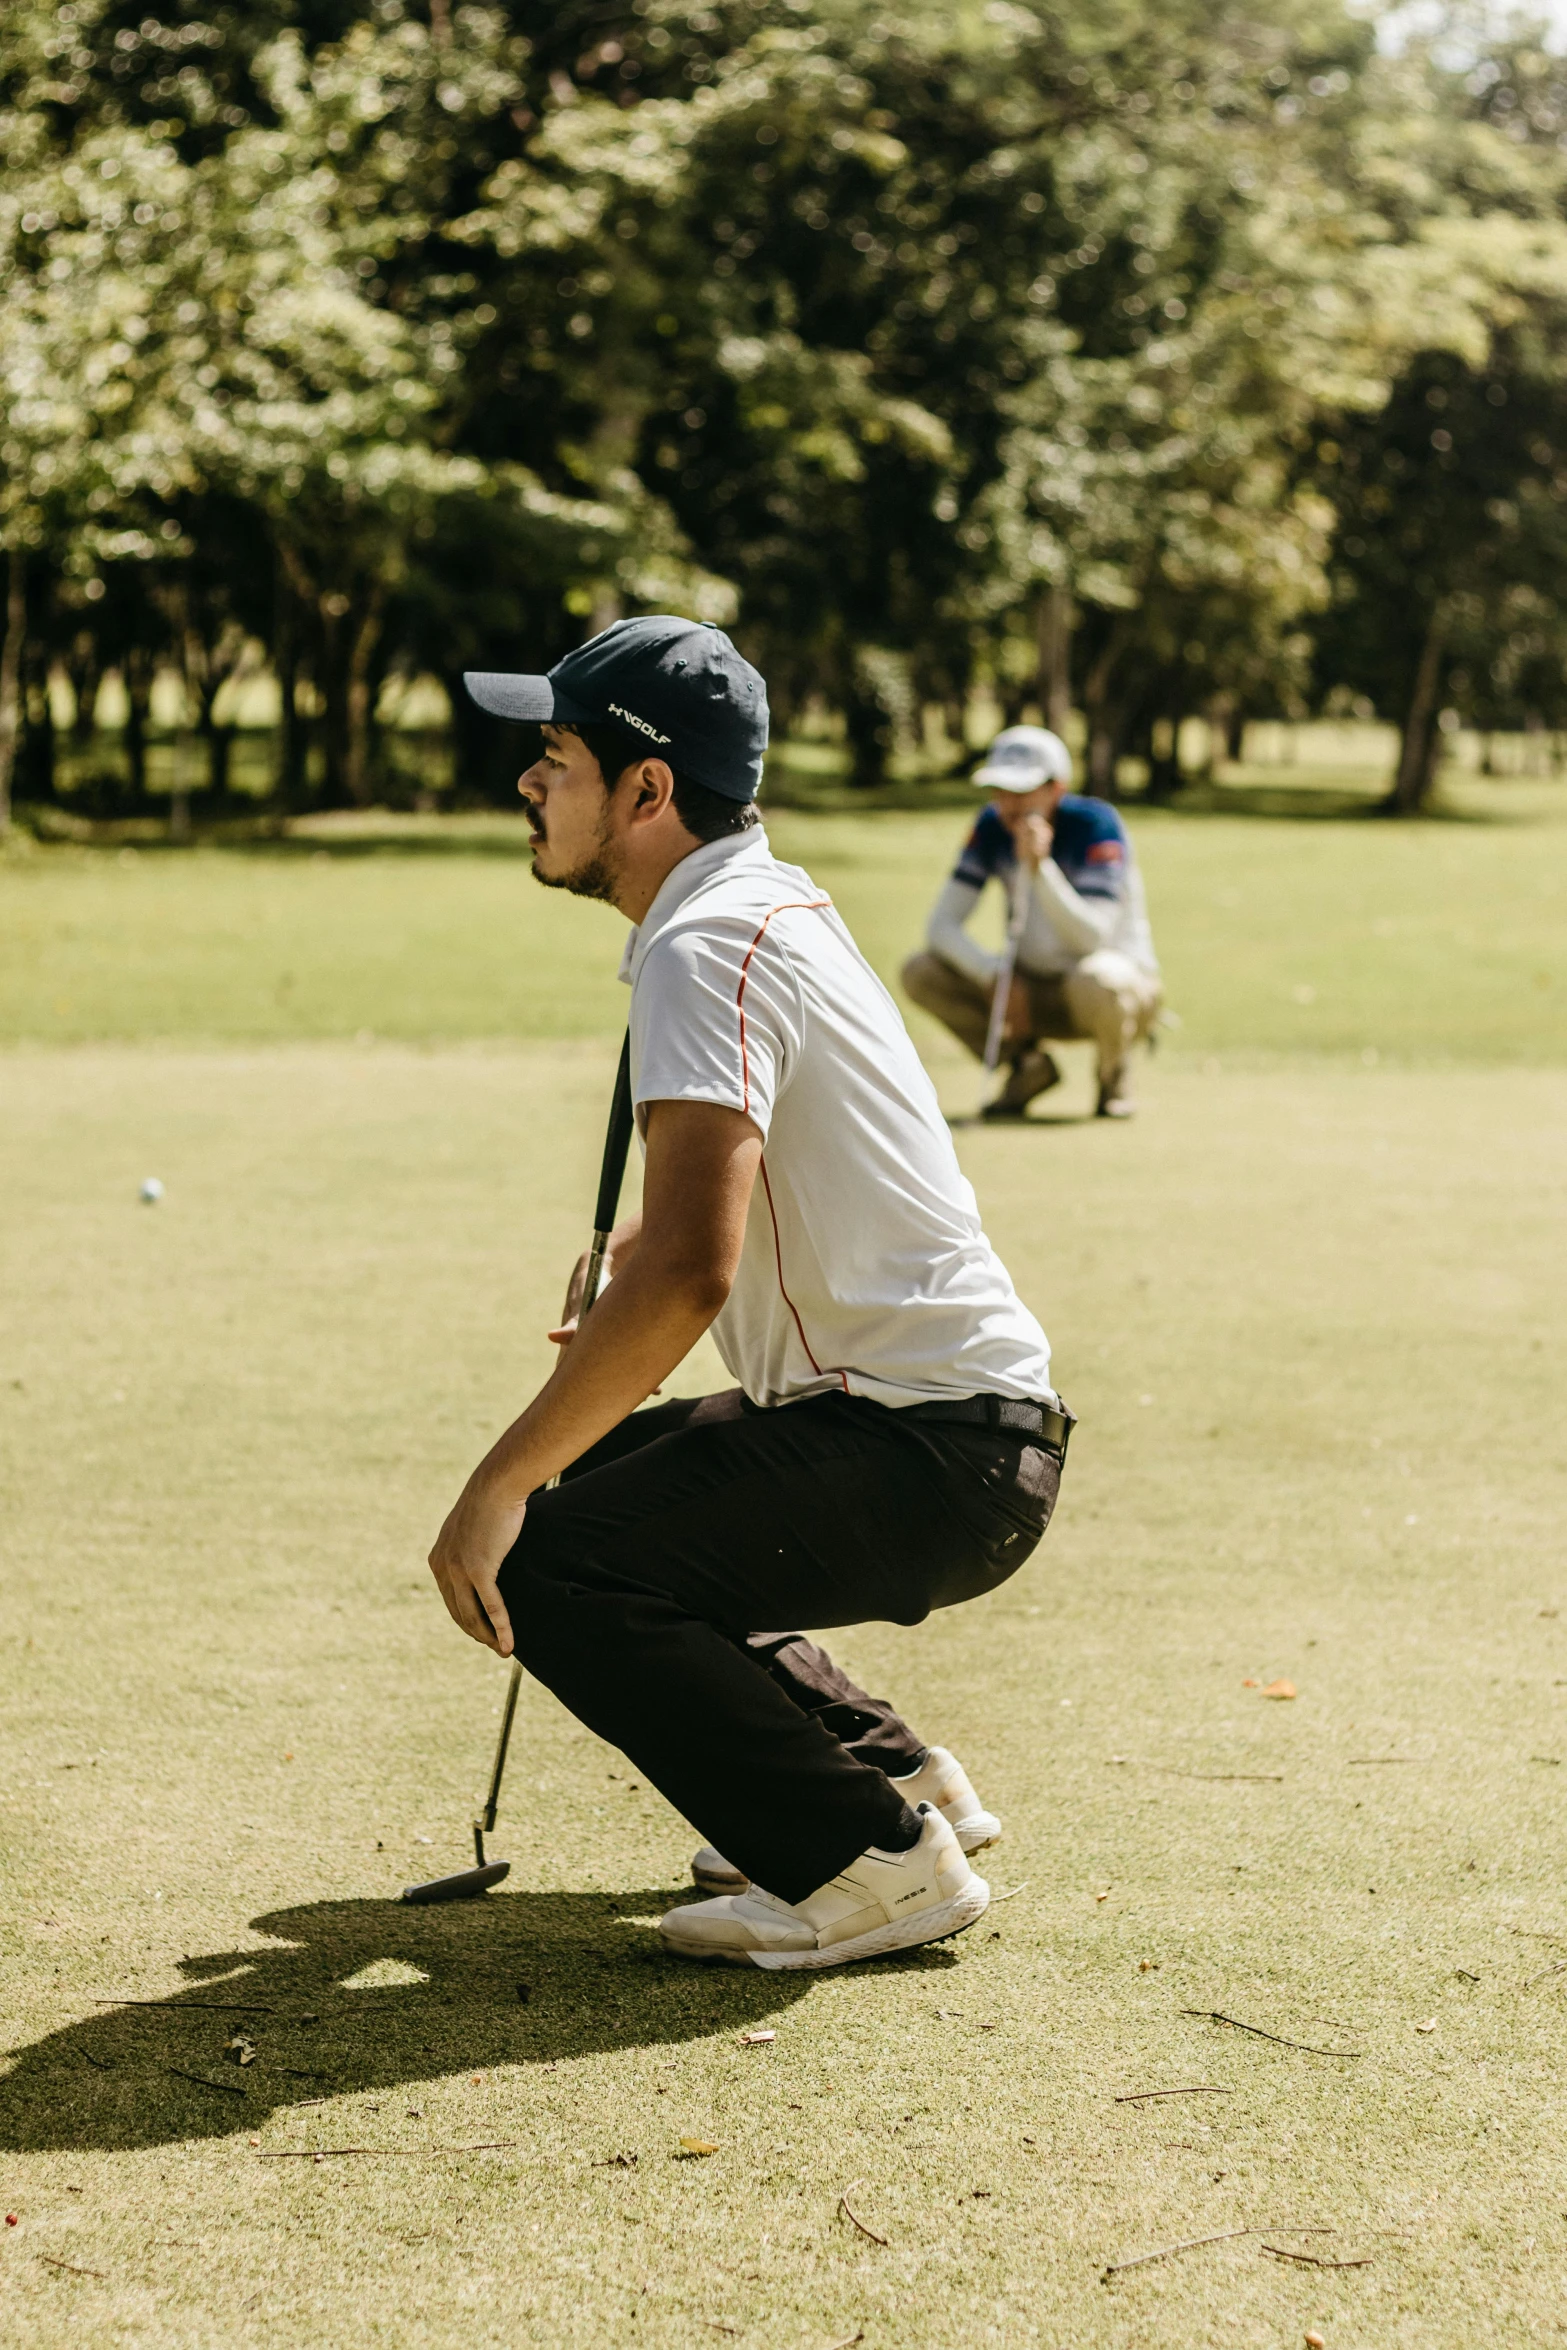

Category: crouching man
[902, 726, 1163, 1119]
[427, 617, 1071, 1972]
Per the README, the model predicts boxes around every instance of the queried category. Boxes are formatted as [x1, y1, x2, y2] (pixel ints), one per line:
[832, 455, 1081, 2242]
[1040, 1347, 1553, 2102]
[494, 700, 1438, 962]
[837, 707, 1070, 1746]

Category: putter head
[400, 1860, 510, 1905]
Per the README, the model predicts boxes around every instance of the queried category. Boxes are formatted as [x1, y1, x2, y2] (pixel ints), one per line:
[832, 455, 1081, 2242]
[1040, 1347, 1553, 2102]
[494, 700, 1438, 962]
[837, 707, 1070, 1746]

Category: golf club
[980, 861, 1031, 1102]
[402, 1030, 637, 1904]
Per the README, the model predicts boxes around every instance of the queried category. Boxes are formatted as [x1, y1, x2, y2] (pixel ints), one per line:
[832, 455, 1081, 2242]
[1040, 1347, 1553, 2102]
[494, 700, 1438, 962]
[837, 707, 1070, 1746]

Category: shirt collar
[617, 827, 772, 986]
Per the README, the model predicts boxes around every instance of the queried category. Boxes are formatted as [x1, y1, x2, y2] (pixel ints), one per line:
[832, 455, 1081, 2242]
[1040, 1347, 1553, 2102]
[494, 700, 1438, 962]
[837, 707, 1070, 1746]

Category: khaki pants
[901, 949, 1162, 1081]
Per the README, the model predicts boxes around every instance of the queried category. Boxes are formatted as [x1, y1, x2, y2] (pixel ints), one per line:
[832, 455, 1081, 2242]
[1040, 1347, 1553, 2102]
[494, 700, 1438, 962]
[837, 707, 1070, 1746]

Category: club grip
[593, 1030, 636, 1238]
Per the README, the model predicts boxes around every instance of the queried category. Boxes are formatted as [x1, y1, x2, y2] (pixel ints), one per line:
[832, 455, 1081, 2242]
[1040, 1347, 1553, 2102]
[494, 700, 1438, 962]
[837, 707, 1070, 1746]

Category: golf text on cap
[608, 702, 672, 745]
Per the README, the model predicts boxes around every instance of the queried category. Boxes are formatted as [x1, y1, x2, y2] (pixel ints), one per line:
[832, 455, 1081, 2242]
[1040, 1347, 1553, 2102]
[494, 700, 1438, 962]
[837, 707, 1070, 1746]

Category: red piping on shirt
[735, 897, 831, 1117]
[737, 896, 848, 1393]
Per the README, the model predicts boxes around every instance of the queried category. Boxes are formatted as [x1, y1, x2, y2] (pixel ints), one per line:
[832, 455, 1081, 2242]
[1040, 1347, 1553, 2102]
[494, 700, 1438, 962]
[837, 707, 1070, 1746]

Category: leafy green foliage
[3, 0, 1567, 822]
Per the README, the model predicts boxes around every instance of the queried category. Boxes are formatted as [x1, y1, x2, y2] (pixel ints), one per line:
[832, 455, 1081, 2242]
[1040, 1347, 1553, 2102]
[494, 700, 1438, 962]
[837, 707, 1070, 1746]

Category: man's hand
[547, 1212, 642, 1348]
[1013, 809, 1054, 870]
[427, 1101, 761, 1653]
[427, 1476, 525, 1655]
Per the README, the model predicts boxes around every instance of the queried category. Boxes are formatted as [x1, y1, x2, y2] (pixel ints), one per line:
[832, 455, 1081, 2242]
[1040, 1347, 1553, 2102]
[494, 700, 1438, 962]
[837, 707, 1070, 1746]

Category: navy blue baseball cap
[464, 615, 769, 803]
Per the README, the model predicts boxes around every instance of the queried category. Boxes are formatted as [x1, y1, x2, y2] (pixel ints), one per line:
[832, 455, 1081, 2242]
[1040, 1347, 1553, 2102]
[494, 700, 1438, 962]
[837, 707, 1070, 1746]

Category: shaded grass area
[1, 775, 1565, 1062]
[3, 1042, 1566, 2346]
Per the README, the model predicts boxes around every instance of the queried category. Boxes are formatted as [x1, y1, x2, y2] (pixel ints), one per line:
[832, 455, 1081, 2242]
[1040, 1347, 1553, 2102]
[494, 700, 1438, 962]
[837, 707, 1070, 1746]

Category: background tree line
[3, 0, 1567, 831]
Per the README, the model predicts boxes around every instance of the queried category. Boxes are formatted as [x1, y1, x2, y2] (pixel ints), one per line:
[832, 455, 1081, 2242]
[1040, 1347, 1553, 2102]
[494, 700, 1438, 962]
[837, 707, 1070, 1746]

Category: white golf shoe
[659, 1805, 988, 1971]
[689, 1746, 1000, 1894]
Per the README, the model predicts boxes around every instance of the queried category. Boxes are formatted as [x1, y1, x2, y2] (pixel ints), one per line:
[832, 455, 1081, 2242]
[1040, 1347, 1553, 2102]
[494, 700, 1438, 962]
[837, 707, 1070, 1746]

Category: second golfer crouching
[902, 726, 1163, 1120]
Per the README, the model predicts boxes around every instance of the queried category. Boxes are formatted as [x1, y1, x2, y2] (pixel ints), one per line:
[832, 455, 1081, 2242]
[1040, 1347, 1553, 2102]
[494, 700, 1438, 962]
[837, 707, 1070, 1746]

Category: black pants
[497, 1389, 1060, 1903]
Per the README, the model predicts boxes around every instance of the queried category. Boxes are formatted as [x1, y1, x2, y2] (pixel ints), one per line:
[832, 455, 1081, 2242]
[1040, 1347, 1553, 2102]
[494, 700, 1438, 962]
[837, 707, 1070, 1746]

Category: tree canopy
[3, 0, 1566, 824]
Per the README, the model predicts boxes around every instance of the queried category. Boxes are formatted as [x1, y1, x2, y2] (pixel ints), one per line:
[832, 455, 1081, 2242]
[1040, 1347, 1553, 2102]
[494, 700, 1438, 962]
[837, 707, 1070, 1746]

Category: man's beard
[527, 807, 621, 904]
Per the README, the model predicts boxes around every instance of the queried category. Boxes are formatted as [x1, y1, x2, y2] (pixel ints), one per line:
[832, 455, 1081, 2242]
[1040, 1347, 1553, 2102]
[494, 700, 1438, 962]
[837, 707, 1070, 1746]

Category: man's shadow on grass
[0, 1885, 958, 2154]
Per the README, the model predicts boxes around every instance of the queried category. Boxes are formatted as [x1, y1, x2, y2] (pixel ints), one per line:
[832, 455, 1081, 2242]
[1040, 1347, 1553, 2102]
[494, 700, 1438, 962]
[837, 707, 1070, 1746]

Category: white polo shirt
[620, 828, 1054, 1411]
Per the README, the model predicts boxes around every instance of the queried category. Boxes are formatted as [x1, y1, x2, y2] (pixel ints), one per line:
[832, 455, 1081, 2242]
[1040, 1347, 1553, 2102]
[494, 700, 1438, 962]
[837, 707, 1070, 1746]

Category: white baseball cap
[972, 724, 1073, 792]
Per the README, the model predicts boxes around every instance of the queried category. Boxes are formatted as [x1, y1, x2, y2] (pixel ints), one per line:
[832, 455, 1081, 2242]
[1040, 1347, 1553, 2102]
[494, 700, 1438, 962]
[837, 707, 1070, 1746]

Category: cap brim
[463, 671, 591, 724]
[972, 762, 1050, 791]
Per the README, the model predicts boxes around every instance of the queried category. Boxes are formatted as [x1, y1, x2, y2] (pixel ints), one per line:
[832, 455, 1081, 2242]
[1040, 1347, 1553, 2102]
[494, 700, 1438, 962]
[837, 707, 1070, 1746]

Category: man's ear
[625, 757, 676, 824]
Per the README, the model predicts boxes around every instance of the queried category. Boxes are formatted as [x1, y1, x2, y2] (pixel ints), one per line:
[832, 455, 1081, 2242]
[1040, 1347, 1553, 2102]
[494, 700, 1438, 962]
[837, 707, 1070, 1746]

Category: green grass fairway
[3, 774, 1564, 1064]
[3, 790, 1567, 2346]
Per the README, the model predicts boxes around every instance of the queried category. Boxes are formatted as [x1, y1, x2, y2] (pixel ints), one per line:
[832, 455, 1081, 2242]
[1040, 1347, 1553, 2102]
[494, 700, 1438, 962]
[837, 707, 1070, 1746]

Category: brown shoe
[981, 1049, 1061, 1121]
[1095, 1061, 1136, 1119]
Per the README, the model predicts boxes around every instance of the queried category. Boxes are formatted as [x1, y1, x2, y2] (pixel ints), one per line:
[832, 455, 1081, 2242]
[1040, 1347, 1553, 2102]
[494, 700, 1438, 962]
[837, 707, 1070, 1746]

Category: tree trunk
[1144, 711, 1185, 803]
[0, 545, 26, 834]
[1079, 616, 1129, 799]
[68, 634, 101, 742]
[586, 588, 622, 640]
[1034, 584, 1073, 736]
[123, 650, 153, 801]
[22, 643, 56, 801]
[342, 587, 386, 807]
[1385, 608, 1446, 815]
[1087, 724, 1121, 796]
[842, 674, 891, 789]
[276, 620, 310, 810]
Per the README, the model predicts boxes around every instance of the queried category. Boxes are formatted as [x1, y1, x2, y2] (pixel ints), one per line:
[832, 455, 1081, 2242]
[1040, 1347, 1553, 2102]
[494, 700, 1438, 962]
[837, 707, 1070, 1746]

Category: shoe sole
[662, 1877, 990, 1971]
[692, 1814, 999, 1893]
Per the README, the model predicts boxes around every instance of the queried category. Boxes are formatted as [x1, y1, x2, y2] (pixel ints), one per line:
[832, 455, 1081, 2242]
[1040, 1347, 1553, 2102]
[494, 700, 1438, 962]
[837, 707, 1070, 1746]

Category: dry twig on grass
[1262, 2244, 1372, 2269]
[1114, 2085, 1231, 2103]
[1101, 2226, 1255, 2279]
[1181, 2009, 1360, 2057]
[166, 2066, 245, 2096]
[838, 2181, 889, 2246]
[1103, 2224, 1334, 2281]
[822, 2334, 864, 2350]
[256, 2142, 515, 2161]
[38, 2255, 107, 2278]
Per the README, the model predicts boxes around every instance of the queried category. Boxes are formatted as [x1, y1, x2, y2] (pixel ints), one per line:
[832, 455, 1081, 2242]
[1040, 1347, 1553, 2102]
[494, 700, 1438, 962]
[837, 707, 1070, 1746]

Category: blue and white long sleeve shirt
[927, 796, 1160, 986]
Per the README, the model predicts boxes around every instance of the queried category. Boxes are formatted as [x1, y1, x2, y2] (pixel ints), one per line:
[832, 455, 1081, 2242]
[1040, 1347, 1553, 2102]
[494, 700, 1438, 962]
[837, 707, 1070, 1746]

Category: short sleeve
[631, 917, 804, 1144]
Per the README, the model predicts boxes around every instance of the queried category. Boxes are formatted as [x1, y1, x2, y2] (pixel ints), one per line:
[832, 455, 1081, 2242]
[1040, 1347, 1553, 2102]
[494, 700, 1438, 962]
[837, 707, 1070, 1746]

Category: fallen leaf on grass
[226, 2036, 256, 2066]
[739, 2030, 775, 2046]
[678, 2138, 719, 2157]
[1241, 1678, 1260, 1688]
[1262, 1680, 1296, 1700]
[1415, 2018, 1437, 2033]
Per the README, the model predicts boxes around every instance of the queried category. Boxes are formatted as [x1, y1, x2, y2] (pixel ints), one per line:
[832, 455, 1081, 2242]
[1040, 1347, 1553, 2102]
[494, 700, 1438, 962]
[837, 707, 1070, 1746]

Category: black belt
[899, 1393, 1075, 1461]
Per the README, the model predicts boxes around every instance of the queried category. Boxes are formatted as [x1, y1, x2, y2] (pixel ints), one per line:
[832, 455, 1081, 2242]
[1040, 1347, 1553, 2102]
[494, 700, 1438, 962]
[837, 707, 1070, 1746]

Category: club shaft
[472, 1033, 637, 1858]
[983, 866, 1030, 1074]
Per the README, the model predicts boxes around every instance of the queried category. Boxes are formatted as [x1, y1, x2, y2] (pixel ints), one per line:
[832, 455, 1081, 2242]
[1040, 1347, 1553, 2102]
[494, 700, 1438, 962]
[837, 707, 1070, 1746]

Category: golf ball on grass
[139, 1177, 164, 1204]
